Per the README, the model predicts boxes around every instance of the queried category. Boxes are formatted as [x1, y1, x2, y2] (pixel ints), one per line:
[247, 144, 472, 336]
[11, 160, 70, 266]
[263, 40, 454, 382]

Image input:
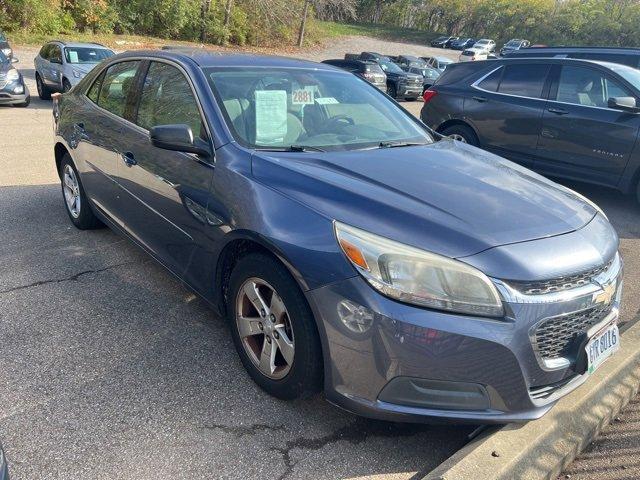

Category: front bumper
[306, 254, 623, 423]
[0, 81, 29, 104]
[398, 84, 423, 97]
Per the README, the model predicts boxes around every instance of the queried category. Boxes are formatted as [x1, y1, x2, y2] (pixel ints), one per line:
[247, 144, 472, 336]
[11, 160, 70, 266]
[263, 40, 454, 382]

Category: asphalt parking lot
[0, 48, 474, 480]
[2, 46, 640, 480]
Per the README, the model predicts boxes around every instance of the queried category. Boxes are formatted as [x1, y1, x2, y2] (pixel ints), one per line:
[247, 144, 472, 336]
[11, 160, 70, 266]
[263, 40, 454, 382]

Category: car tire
[36, 74, 51, 100]
[227, 252, 323, 400]
[441, 124, 479, 147]
[12, 96, 30, 108]
[387, 84, 398, 99]
[60, 154, 103, 230]
[62, 78, 72, 93]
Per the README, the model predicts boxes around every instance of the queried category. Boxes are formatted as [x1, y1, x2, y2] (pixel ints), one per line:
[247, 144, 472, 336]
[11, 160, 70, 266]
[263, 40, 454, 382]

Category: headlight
[1, 48, 11, 57]
[72, 69, 82, 79]
[6, 68, 19, 81]
[334, 222, 504, 317]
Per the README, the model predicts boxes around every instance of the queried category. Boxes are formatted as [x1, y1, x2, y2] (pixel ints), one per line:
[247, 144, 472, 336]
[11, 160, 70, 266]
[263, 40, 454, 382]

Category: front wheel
[12, 96, 30, 108]
[62, 78, 72, 93]
[387, 84, 398, 99]
[227, 253, 323, 400]
[60, 154, 103, 229]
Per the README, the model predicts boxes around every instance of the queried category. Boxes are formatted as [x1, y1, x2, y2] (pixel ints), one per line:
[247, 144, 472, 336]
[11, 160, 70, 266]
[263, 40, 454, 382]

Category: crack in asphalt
[0, 261, 139, 294]
[272, 418, 428, 480]
[203, 422, 286, 437]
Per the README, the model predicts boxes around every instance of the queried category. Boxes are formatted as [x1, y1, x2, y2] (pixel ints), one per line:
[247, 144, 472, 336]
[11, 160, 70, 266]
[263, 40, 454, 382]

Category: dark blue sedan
[52, 50, 622, 423]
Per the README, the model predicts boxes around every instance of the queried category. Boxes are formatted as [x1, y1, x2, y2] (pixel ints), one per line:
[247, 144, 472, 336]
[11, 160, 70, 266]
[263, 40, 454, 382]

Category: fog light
[13, 85, 24, 94]
[378, 377, 491, 410]
[337, 299, 374, 333]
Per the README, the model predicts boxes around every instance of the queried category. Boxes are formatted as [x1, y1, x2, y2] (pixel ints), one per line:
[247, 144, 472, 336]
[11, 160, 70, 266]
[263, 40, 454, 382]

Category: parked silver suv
[34, 41, 114, 99]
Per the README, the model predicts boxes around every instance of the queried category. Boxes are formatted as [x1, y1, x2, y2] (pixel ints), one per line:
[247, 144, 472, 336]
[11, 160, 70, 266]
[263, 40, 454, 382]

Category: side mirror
[11, 57, 18, 64]
[608, 96, 640, 113]
[149, 124, 211, 158]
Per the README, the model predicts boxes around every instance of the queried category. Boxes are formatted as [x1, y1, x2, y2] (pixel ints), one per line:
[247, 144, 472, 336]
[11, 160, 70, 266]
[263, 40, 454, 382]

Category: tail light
[363, 72, 375, 80]
[422, 89, 437, 103]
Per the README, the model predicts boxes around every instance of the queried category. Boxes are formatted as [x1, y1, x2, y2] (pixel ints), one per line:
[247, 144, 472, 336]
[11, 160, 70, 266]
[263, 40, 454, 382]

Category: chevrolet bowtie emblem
[593, 281, 616, 306]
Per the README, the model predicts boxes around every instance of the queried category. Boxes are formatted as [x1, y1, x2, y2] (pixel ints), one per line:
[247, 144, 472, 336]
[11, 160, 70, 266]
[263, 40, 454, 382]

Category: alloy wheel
[449, 133, 468, 143]
[62, 164, 81, 218]
[235, 277, 295, 379]
[36, 76, 43, 96]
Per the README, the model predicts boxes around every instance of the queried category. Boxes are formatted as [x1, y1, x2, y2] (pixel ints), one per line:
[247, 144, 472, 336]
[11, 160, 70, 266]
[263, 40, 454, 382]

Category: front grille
[511, 261, 611, 295]
[533, 304, 612, 360]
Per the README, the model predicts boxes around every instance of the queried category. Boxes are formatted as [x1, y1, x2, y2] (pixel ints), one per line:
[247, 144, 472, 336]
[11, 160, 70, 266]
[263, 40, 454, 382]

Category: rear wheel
[441, 124, 479, 147]
[227, 253, 323, 400]
[36, 74, 51, 100]
[60, 154, 103, 229]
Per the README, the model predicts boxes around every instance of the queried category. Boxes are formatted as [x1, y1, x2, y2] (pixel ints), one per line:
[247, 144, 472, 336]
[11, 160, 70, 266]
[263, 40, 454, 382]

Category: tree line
[1, 0, 640, 48]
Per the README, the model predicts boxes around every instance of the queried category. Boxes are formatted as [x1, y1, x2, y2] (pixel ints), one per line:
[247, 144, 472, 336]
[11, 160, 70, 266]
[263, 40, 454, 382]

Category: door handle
[472, 96, 488, 103]
[121, 151, 137, 167]
[548, 107, 569, 115]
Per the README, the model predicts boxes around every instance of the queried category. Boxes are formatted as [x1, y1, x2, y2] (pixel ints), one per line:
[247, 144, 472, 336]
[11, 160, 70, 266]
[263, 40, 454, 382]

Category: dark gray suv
[421, 58, 640, 202]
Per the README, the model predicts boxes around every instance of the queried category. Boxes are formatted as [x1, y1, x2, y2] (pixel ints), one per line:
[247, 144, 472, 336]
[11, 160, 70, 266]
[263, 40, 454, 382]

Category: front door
[114, 60, 216, 278]
[464, 63, 551, 167]
[536, 64, 640, 186]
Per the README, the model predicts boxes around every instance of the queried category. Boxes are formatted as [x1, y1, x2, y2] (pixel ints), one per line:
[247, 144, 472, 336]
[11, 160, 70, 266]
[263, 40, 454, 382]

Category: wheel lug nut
[260, 309, 266, 317]
[258, 322, 263, 330]
[270, 314, 276, 322]
[274, 331, 279, 339]
[266, 336, 272, 343]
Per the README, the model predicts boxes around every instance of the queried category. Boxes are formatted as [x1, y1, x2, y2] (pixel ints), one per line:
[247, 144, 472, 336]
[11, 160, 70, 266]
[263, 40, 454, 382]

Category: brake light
[363, 72, 375, 80]
[422, 89, 437, 103]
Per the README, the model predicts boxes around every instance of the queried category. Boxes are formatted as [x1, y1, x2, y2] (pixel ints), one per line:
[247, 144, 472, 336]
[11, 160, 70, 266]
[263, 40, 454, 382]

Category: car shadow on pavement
[0, 183, 474, 479]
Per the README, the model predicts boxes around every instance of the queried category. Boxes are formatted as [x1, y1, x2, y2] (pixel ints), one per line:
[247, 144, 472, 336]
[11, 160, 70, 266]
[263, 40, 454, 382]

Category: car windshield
[609, 64, 640, 90]
[506, 40, 521, 47]
[421, 68, 440, 78]
[379, 60, 404, 74]
[205, 67, 432, 151]
[64, 47, 114, 64]
[435, 36, 448, 41]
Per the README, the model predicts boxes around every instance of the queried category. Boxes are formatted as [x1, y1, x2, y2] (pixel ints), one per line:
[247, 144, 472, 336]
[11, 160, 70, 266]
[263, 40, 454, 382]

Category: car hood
[68, 63, 98, 75]
[251, 140, 596, 259]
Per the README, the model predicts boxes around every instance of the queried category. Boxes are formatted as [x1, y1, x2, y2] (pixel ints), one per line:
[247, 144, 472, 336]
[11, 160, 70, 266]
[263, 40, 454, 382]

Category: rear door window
[497, 64, 550, 98]
[96, 61, 141, 118]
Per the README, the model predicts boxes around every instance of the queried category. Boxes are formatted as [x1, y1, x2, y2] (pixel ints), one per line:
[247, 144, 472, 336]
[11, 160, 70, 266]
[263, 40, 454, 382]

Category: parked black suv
[359, 52, 423, 100]
[321, 59, 387, 90]
[421, 58, 640, 201]
[431, 36, 458, 48]
[505, 46, 640, 69]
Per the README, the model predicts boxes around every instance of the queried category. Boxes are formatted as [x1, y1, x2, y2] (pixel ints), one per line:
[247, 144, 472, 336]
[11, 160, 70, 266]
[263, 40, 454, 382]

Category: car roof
[471, 57, 630, 70]
[516, 46, 640, 53]
[115, 49, 341, 71]
[49, 40, 111, 49]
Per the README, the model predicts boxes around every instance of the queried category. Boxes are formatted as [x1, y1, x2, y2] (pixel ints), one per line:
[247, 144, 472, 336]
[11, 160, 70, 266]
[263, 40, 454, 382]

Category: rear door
[536, 64, 640, 186]
[464, 62, 551, 167]
[46, 44, 64, 88]
[79, 60, 142, 220]
[114, 60, 216, 278]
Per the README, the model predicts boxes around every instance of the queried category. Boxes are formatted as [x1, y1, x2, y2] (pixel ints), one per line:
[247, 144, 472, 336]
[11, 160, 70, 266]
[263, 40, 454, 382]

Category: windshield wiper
[256, 145, 325, 152]
[378, 141, 427, 149]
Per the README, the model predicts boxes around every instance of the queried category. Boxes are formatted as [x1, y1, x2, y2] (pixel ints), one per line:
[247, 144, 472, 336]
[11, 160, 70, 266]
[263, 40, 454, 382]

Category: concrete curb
[423, 318, 640, 480]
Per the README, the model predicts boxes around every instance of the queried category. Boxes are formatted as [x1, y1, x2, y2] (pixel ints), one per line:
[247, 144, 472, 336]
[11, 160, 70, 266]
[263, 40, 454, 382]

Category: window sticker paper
[292, 87, 315, 105]
[68, 51, 79, 63]
[315, 97, 339, 105]
[255, 90, 287, 144]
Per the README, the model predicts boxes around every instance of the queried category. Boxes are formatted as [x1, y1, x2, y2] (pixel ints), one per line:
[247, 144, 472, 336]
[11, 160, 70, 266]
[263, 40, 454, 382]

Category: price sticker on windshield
[292, 88, 314, 105]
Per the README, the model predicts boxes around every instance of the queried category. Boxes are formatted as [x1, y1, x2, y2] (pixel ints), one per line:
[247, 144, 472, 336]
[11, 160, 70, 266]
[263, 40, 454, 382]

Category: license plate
[586, 321, 619, 374]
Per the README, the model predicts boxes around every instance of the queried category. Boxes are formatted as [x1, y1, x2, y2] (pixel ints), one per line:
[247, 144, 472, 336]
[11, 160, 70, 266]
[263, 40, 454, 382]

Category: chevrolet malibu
[52, 50, 623, 423]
